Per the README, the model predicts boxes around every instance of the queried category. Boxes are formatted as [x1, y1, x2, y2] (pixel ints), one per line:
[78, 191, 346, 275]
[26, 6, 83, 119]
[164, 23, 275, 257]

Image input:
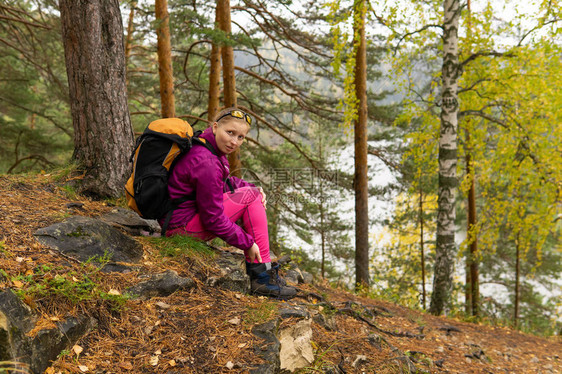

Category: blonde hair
[214, 107, 252, 126]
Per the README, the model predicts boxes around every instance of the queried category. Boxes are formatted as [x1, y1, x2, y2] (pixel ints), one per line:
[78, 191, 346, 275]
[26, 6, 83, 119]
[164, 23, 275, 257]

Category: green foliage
[0, 0, 73, 174]
[148, 234, 216, 259]
[243, 301, 277, 326]
[13, 258, 128, 310]
[327, 0, 369, 130]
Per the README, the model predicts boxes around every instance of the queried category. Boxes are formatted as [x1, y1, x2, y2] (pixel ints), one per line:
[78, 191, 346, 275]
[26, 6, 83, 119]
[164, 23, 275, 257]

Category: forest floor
[0, 172, 560, 374]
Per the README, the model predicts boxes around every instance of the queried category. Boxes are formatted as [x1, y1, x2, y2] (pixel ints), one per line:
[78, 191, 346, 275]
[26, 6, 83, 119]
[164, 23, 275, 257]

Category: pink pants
[167, 186, 271, 263]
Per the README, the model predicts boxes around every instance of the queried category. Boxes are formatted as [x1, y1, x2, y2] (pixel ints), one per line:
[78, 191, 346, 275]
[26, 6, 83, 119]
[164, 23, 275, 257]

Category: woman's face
[212, 119, 250, 154]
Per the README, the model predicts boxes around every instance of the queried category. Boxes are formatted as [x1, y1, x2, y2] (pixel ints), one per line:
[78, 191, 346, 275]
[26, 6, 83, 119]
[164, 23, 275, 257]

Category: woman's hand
[258, 187, 267, 209]
[247, 243, 262, 263]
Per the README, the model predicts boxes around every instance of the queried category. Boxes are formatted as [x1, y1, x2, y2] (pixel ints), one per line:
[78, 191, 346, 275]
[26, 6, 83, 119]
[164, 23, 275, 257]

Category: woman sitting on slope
[163, 107, 296, 299]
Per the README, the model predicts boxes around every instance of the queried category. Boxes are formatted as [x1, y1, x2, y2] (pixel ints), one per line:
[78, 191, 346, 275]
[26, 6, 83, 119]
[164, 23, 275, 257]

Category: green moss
[148, 235, 216, 259]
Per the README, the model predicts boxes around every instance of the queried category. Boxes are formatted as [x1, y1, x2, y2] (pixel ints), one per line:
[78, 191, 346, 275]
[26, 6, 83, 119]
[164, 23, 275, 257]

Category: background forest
[0, 0, 560, 337]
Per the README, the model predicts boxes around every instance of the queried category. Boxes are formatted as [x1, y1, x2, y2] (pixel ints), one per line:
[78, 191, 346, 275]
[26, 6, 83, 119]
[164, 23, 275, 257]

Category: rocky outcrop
[100, 207, 161, 236]
[0, 290, 95, 374]
[127, 270, 195, 299]
[34, 216, 143, 272]
[206, 249, 250, 293]
[251, 319, 280, 374]
[250, 305, 314, 373]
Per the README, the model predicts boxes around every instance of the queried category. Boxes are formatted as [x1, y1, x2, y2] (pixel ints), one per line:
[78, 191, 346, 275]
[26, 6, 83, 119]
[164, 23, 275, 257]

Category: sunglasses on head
[216, 110, 252, 126]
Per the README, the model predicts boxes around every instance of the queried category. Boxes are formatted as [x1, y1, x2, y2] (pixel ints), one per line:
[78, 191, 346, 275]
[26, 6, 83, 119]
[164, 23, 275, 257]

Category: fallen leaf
[149, 355, 159, 366]
[226, 361, 234, 370]
[119, 362, 133, 370]
[45, 368, 55, 374]
[108, 289, 121, 295]
[168, 360, 176, 367]
[227, 317, 241, 325]
[12, 280, 23, 288]
[16, 257, 24, 263]
[50, 316, 60, 322]
[78, 365, 88, 372]
[72, 276, 79, 282]
[72, 345, 83, 355]
[154, 349, 162, 355]
[155, 301, 170, 310]
[238, 343, 247, 348]
[25, 269, 34, 276]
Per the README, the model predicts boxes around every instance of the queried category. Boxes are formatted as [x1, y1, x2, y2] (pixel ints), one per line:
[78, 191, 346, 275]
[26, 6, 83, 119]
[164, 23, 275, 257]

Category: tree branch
[0, 14, 51, 29]
[394, 24, 443, 54]
[460, 51, 515, 68]
[0, 95, 72, 137]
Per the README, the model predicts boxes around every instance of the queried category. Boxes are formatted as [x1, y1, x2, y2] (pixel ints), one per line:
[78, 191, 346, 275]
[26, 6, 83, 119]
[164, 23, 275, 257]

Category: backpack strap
[161, 134, 234, 236]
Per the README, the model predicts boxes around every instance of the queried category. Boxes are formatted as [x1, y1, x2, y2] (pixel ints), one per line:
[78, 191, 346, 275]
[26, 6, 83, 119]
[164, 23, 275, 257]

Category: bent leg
[223, 187, 271, 263]
[167, 187, 272, 264]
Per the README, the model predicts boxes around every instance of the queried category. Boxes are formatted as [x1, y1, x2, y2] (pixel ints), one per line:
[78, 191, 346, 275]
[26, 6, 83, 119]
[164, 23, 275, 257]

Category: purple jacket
[165, 127, 255, 250]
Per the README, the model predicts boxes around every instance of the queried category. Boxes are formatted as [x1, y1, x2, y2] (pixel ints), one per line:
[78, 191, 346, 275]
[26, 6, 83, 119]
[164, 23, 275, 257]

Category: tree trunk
[218, 0, 241, 177]
[124, 0, 136, 84]
[353, 0, 370, 288]
[319, 131, 326, 279]
[466, 0, 479, 318]
[59, 0, 134, 198]
[419, 184, 426, 310]
[208, 2, 221, 122]
[514, 234, 520, 328]
[429, 0, 460, 315]
[155, 0, 175, 118]
[466, 136, 479, 316]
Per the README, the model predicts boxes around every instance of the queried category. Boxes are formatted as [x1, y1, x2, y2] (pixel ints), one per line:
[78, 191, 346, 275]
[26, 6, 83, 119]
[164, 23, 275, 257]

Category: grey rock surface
[100, 207, 161, 236]
[206, 250, 250, 293]
[127, 270, 195, 299]
[251, 319, 280, 374]
[0, 290, 95, 373]
[34, 216, 143, 270]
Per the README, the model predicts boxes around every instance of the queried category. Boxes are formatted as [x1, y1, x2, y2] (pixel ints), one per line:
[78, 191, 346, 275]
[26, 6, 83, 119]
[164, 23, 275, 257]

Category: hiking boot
[246, 262, 297, 300]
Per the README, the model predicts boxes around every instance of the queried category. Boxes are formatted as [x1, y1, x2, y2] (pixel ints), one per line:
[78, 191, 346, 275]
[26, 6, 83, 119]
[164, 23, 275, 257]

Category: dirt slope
[0, 173, 560, 374]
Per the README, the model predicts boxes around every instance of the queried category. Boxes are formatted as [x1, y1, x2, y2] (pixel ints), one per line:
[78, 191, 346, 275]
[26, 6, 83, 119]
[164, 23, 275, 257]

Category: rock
[206, 250, 249, 294]
[251, 319, 280, 374]
[284, 267, 313, 285]
[100, 207, 161, 236]
[530, 356, 540, 363]
[465, 344, 490, 363]
[0, 290, 95, 373]
[279, 318, 314, 372]
[284, 270, 300, 285]
[313, 313, 337, 332]
[439, 325, 461, 336]
[30, 315, 96, 373]
[34, 216, 143, 271]
[279, 304, 310, 319]
[300, 270, 313, 284]
[352, 355, 367, 368]
[127, 270, 194, 299]
[366, 333, 383, 349]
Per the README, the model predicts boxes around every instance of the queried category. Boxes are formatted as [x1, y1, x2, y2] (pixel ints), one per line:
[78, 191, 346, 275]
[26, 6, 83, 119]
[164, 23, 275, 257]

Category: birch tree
[429, 0, 461, 315]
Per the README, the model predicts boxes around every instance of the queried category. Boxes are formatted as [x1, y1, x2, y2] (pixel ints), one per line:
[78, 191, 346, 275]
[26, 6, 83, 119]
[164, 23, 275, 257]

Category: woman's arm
[192, 157, 254, 250]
